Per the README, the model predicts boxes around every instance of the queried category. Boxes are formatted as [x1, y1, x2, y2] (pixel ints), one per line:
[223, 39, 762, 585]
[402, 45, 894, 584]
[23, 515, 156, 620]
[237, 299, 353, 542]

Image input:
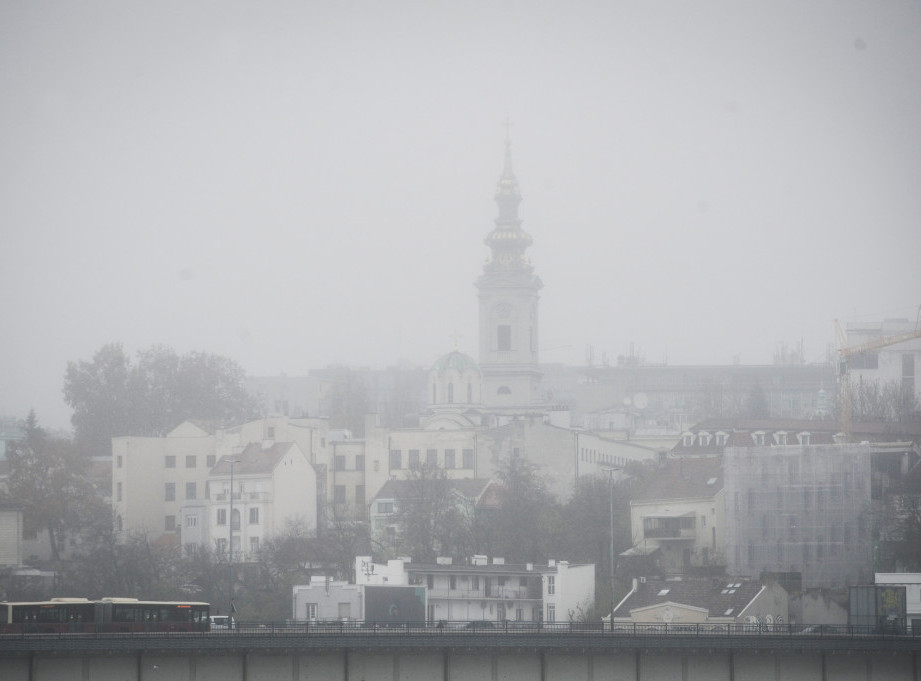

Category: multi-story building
[112, 416, 328, 545]
[723, 443, 873, 589]
[844, 317, 921, 408]
[354, 555, 595, 624]
[624, 457, 725, 575]
[179, 441, 316, 559]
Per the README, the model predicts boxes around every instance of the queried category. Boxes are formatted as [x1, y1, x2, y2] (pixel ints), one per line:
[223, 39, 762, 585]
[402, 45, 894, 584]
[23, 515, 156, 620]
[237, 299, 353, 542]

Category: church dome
[431, 350, 482, 376]
[428, 350, 483, 409]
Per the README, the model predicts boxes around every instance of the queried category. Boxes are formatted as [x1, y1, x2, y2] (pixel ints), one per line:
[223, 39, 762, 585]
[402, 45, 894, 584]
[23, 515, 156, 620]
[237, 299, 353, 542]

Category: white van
[209, 615, 232, 630]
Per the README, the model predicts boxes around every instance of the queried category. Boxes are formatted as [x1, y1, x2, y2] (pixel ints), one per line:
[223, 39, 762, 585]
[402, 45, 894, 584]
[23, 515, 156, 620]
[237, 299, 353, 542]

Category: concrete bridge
[1, 626, 919, 681]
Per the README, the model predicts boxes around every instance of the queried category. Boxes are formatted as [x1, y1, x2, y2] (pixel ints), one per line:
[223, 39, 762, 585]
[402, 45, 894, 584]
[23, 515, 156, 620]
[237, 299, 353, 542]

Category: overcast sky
[2, 1, 920, 430]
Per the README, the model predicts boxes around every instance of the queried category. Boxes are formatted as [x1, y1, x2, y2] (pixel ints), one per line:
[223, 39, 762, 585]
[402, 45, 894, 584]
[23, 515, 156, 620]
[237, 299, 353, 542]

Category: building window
[231, 509, 240, 531]
[116, 482, 122, 502]
[427, 574, 434, 588]
[356, 455, 365, 470]
[250, 537, 259, 554]
[547, 576, 555, 595]
[355, 485, 365, 507]
[498, 386, 511, 395]
[462, 449, 474, 469]
[186, 455, 196, 468]
[185, 515, 198, 528]
[409, 449, 420, 468]
[117, 455, 123, 468]
[426, 449, 437, 467]
[165, 483, 175, 501]
[378, 501, 394, 514]
[334, 455, 346, 471]
[797, 432, 810, 446]
[267, 426, 275, 439]
[752, 432, 765, 446]
[217, 508, 227, 525]
[186, 482, 196, 500]
[334, 485, 346, 504]
[249, 507, 259, 524]
[774, 431, 787, 446]
[207, 455, 216, 467]
[390, 450, 402, 470]
[497, 325, 511, 351]
[444, 449, 456, 469]
[547, 604, 555, 622]
[450, 576, 456, 590]
[165, 455, 176, 468]
[165, 515, 176, 531]
[306, 603, 318, 619]
[116, 515, 122, 532]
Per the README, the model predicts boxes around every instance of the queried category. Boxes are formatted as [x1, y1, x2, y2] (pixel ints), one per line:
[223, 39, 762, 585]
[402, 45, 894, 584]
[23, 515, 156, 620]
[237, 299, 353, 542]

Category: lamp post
[228, 458, 239, 623]
[601, 465, 619, 626]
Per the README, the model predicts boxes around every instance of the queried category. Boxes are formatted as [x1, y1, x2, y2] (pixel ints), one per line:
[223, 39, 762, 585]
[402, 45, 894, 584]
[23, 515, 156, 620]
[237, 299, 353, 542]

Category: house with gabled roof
[180, 440, 316, 560]
[623, 456, 725, 576]
[611, 576, 787, 627]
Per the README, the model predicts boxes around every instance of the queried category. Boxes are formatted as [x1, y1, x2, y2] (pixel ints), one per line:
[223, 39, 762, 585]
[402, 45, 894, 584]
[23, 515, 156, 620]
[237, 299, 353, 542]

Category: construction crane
[834, 308, 921, 439]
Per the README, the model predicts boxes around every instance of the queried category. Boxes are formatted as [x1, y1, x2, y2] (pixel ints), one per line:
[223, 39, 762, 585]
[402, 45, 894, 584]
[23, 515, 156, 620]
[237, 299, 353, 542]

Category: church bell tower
[475, 133, 544, 414]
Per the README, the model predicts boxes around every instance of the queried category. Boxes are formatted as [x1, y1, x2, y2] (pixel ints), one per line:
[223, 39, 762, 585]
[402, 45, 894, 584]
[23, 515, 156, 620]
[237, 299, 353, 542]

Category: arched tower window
[467, 382, 472, 403]
[432, 384, 437, 404]
[448, 383, 454, 403]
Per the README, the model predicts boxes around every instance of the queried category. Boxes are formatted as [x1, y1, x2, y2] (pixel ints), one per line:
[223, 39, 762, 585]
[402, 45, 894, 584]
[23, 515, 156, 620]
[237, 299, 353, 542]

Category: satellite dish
[633, 393, 648, 409]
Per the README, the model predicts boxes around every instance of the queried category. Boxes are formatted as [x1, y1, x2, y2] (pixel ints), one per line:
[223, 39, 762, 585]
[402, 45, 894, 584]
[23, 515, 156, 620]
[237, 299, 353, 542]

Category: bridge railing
[0, 620, 916, 639]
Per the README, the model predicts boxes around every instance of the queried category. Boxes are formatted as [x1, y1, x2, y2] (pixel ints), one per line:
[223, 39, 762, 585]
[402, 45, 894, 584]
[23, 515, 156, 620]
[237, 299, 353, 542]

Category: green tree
[391, 464, 475, 563]
[63, 343, 259, 456]
[480, 454, 561, 563]
[4, 411, 104, 562]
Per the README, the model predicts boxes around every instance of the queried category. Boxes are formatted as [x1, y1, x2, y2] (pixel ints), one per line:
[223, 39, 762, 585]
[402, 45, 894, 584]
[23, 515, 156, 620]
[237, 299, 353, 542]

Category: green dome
[431, 350, 481, 375]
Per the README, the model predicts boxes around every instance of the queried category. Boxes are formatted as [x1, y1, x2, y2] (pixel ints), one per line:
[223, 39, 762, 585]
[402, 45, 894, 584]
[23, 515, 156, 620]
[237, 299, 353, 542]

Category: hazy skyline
[2, 1, 920, 430]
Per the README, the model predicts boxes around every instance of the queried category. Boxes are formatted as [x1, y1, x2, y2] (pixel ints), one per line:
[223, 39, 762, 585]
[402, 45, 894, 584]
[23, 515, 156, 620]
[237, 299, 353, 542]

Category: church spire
[485, 122, 533, 270]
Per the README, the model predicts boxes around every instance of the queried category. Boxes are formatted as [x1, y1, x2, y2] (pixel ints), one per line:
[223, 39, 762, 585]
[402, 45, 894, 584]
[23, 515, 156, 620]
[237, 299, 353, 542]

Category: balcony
[642, 514, 696, 541]
[427, 588, 538, 602]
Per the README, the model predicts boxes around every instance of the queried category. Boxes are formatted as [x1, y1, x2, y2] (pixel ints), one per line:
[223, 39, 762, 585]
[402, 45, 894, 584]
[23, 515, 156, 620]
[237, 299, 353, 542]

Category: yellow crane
[834, 309, 921, 439]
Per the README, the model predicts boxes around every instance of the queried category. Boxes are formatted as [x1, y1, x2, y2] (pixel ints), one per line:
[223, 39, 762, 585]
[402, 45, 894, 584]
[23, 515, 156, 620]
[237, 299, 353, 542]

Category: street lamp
[600, 465, 620, 625]
[228, 457, 240, 623]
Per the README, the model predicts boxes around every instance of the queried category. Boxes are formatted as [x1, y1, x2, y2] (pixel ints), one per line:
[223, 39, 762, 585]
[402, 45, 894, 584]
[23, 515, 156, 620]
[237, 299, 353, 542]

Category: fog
[2, 1, 920, 429]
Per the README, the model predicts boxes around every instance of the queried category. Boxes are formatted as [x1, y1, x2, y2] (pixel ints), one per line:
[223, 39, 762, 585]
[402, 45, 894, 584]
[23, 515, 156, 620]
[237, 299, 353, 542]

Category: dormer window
[751, 431, 766, 446]
[682, 432, 695, 447]
[698, 431, 712, 447]
[715, 431, 729, 447]
[797, 432, 810, 446]
[833, 432, 847, 445]
[773, 431, 787, 446]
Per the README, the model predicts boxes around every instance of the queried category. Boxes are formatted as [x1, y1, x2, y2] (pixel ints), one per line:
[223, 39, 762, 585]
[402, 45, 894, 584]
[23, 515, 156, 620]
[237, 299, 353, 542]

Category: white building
[181, 441, 317, 559]
[112, 417, 328, 544]
[354, 555, 595, 623]
[625, 457, 725, 575]
[291, 576, 363, 622]
[845, 317, 921, 407]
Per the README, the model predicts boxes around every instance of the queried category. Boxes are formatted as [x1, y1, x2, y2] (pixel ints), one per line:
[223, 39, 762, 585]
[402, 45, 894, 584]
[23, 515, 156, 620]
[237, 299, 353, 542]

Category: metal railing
[1, 620, 916, 640]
